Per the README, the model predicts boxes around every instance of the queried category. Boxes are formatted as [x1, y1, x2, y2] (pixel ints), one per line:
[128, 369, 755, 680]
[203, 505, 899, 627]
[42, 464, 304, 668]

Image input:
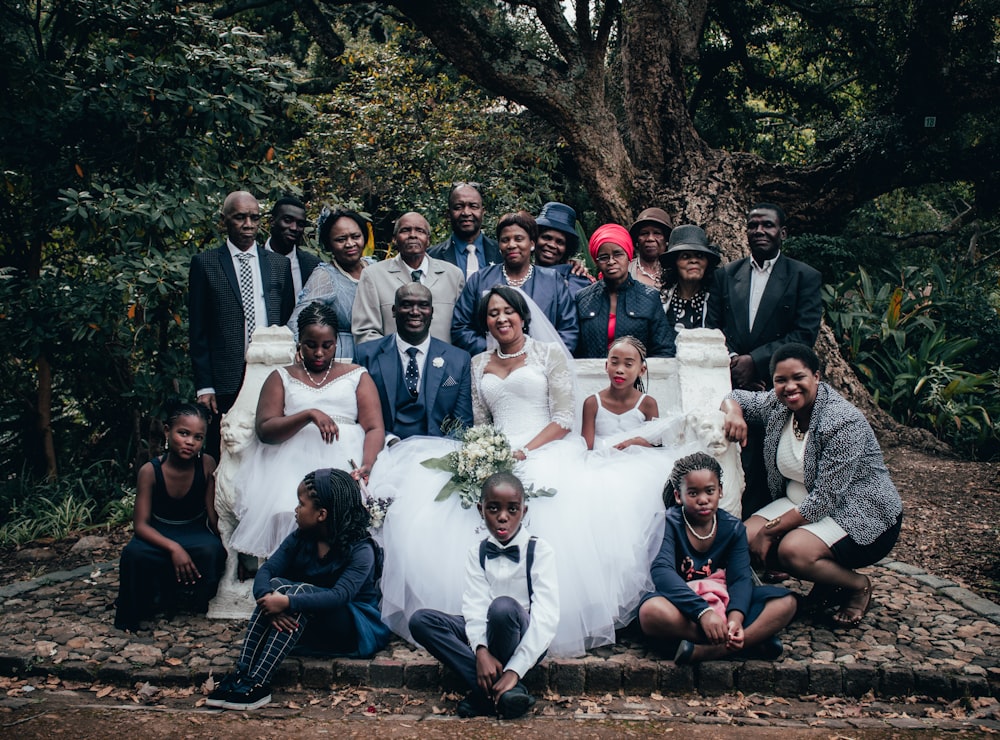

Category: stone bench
[209, 327, 740, 619]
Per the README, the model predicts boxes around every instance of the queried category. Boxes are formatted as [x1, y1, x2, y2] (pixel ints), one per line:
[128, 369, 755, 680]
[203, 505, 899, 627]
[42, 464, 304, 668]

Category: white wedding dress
[372, 338, 694, 656]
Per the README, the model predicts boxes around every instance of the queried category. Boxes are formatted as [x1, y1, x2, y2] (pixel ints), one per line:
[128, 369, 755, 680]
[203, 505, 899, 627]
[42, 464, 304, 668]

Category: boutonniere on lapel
[432, 357, 445, 368]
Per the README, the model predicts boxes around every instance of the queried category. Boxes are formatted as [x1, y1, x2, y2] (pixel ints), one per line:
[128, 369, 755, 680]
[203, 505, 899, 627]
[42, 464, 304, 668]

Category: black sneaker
[496, 682, 535, 720]
[204, 672, 241, 707]
[456, 690, 494, 718]
[221, 682, 272, 710]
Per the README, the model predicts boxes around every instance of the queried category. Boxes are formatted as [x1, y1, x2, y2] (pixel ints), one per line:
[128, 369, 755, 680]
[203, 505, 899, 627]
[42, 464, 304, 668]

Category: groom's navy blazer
[354, 335, 473, 438]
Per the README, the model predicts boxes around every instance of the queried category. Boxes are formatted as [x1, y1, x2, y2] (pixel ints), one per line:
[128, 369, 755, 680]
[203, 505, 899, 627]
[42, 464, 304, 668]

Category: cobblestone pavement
[1, 557, 998, 723]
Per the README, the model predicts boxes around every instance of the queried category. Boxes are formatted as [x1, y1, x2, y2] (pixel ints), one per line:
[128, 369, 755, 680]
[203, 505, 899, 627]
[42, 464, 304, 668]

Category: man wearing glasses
[428, 182, 502, 277]
[188, 190, 295, 457]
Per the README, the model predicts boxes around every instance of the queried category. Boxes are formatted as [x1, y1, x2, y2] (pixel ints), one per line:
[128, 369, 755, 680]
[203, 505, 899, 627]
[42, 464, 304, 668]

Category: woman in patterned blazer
[721, 343, 902, 628]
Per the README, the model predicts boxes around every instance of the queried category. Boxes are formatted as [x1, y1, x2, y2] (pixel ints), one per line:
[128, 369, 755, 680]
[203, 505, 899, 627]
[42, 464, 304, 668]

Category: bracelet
[516, 447, 530, 459]
[764, 515, 782, 530]
[696, 606, 713, 621]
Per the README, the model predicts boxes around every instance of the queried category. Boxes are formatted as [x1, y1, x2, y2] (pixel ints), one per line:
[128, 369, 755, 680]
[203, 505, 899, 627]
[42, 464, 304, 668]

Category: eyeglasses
[595, 250, 630, 264]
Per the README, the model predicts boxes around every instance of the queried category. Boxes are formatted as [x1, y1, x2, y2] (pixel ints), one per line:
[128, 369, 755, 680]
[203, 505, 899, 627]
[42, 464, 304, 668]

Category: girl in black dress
[114, 400, 225, 631]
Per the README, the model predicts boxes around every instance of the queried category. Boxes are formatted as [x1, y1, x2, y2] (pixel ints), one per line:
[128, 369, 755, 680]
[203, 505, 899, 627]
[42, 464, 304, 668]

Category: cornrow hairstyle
[608, 335, 648, 392]
[296, 301, 339, 339]
[302, 469, 371, 555]
[662, 451, 723, 508]
[480, 471, 526, 504]
[164, 397, 211, 428]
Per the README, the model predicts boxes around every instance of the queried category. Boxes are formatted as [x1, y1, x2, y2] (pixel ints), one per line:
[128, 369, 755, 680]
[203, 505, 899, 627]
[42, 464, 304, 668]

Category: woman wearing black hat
[658, 225, 721, 330]
[534, 201, 594, 297]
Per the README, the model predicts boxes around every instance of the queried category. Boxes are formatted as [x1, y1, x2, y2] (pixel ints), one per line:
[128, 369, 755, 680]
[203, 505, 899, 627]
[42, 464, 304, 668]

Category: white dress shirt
[265, 238, 304, 297]
[400, 254, 431, 283]
[462, 526, 559, 679]
[748, 251, 780, 331]
[394, 334, 431, 380]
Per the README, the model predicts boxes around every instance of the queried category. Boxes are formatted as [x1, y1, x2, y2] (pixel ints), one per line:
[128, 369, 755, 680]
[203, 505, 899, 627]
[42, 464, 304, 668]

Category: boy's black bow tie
[483, 542, 519, 563]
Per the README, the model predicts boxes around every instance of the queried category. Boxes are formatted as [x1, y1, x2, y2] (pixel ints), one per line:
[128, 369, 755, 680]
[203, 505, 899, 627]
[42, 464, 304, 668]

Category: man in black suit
[708, 202, 823, 518]
[427, 182, 502, 277]
[264, 195, 321, 298]
[189, 190, 295, 457]
[354, 283, 473, 444]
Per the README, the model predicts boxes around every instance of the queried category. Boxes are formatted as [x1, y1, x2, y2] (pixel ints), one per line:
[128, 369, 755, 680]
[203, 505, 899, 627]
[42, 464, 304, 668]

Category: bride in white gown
[371, 287, 692, 656]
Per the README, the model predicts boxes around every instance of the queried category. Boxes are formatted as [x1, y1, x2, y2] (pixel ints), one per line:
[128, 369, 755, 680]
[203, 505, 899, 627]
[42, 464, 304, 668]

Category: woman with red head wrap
[573, 224, 677, 358]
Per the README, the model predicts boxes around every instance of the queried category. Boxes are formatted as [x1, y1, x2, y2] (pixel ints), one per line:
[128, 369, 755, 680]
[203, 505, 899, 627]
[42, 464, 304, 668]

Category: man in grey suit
[352, 212, 465, 346]
[708, 202, 823, 518]
[427, 182, 502, 276]
[354, 283, 473, 443]
[264, 195, 321, 298]
[189, 190, 295, 456]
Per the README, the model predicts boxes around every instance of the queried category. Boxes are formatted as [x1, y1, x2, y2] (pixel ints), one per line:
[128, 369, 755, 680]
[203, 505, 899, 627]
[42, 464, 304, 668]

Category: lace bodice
[277, 365, 364, 424]
[471, 339, 576, 448]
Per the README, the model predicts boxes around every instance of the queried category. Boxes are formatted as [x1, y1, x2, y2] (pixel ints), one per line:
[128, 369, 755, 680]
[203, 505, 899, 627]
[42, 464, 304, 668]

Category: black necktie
[411, 269, 423, 283]
[483, 542, 520, 563]
[405, 347, 420, 397]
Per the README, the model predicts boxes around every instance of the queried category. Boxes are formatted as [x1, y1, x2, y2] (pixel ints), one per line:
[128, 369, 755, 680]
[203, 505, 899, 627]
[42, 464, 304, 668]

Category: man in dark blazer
[707, 202, 823, 518]
[354, 283, 473, 443]
[264, 195, 321, 298]
[708, 203, 823, 390]
[427, 183, 502, 276]
[189, 190, 295, 456]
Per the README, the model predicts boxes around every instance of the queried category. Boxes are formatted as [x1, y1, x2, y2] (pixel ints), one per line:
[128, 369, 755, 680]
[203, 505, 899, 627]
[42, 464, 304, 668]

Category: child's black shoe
[496, 682, 535, 719]
[204, 671, 242, 707]
[221, 682, 272, 710]
[456, 689, 494, 718]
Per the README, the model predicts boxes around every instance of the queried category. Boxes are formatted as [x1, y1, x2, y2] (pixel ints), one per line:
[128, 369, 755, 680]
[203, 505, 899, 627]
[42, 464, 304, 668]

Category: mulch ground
[2, 445, 999, 600]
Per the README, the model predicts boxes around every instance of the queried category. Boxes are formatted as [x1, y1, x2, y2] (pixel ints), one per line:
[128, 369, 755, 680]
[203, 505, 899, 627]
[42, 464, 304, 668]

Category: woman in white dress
[230, 303, 384, 558]
[373, 287, 688, 655]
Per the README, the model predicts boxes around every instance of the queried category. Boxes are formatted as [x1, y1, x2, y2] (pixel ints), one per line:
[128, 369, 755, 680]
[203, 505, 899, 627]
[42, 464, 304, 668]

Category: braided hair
[296, 301, 339, 339]
[164, 397, 211, 428]
[301, 469, 371, 554]
[608, 335, 648, 392]
[662, 451, 723, 508]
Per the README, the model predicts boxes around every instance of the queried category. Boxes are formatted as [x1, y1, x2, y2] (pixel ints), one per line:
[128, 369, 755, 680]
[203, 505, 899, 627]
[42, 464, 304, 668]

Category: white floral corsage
[432, 357, 444, 368]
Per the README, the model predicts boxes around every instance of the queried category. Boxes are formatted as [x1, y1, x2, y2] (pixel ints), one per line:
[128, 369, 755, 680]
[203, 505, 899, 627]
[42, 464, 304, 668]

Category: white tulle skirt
[370, 433, 699, 656]
[230, 422, 366, 558]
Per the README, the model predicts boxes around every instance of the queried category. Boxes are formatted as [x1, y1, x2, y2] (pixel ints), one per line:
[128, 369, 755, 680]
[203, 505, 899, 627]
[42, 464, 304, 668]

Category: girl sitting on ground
[206, 468, 390, 710]
[115, 400, 225, 631]
[638, 452, 796, 663]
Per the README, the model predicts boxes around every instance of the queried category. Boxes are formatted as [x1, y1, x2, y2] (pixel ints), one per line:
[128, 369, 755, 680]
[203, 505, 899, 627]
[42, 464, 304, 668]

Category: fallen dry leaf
[95, 686, 113, 698]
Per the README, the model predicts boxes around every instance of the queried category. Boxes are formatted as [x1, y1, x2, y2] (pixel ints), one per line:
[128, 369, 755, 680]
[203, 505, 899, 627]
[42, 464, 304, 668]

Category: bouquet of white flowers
[421, 424, 556, 508]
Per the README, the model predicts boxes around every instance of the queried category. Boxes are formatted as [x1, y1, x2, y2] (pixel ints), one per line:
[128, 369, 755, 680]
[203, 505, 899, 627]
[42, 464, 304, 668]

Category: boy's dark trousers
[409, 596, 529, 689]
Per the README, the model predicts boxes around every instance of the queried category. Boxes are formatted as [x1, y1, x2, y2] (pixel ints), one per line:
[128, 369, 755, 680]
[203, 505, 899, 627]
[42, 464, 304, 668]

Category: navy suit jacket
[428, 234, 502, 270]
[707, 253, 823, 384]
[353, 335, 473, 438]
[450, 263, 579, 354]
[188, 244, 294, 396]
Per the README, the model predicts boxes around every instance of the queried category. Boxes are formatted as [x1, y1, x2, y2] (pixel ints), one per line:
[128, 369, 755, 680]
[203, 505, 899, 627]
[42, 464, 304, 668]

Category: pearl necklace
[635, 259, 662, 287]
[503, 263, 533, 288]
[496, 338, 528, 360]
[682, 508, 717, 541]
[303, 361, 333, 386]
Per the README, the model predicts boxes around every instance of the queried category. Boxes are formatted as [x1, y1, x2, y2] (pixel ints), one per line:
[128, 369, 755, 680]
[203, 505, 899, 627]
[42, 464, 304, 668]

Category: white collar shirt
[748, 251, 780, 331]
[265, 238, 303, 297]
[227, 240, 267, 349]
[462, 526, 559, 679]
[394, 334, 432, 380]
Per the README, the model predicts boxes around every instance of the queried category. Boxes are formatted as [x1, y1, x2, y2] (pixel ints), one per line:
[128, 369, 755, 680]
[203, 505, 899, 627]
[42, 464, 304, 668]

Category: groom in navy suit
[354, 283, 473, 443]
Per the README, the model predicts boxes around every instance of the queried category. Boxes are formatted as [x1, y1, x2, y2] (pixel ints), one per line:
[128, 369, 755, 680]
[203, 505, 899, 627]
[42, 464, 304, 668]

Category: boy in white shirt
[409, 472, 559, 719]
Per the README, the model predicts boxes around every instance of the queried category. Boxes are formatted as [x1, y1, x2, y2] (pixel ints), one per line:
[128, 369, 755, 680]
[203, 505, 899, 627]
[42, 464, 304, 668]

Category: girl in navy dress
[207, 468, 390, 710]
[638, 452, 796, 663]
[115, 401, 225, 631]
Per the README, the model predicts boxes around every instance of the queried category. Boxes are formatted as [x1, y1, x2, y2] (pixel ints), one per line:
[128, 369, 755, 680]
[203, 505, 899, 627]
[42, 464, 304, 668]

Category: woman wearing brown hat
[658, 225, 722, 330]
[628, 208, 672, 292]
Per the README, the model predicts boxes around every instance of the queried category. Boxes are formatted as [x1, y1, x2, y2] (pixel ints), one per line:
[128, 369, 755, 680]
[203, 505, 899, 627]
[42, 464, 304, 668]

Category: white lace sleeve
[288, 264, 337, 339]
[531, 340, 576, 431]
[471, 351, 493, 425]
